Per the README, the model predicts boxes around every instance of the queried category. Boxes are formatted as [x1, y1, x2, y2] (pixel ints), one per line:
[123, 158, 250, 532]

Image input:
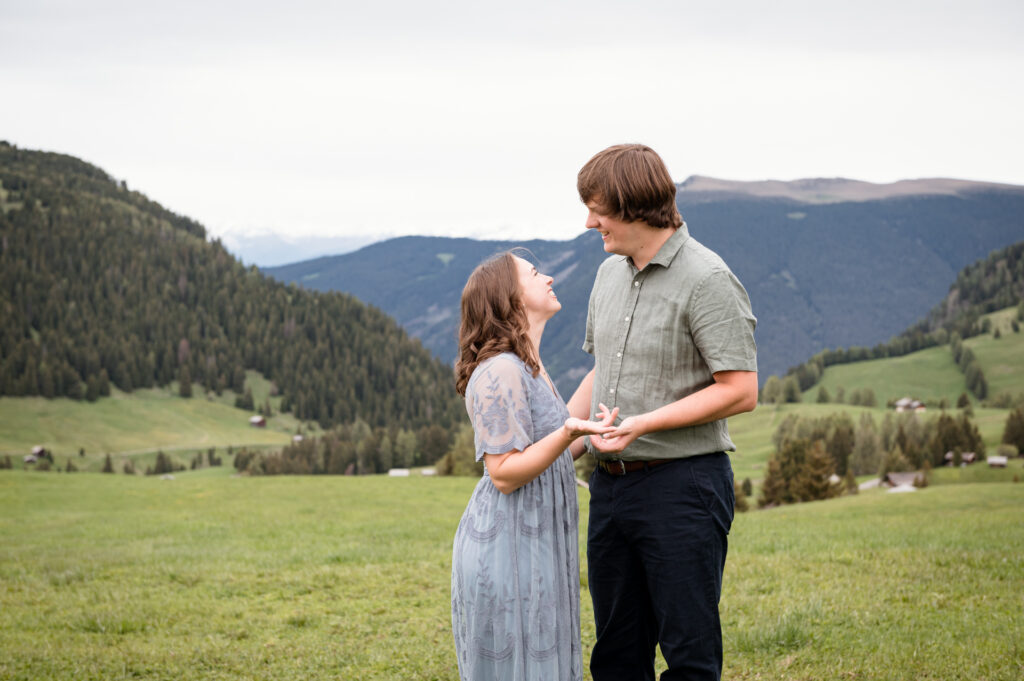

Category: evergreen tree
[850, 413, 882, 475]
[795, 440, 839, 502]
[879, 444, 912, 478]
[1002, 407, 1024, 451]
[236, 386, 255, 411]
[741, 477, 753, 498]
[758, 456, 787, 508]
[436, 424, 482, 477]
[760, 375, 782, 404]
[782, 375, 802, 403]
[102, 453, 114, 473]
[733, 479, 749, 513]
[842, 469, 858, 495]
[178, 366, 192, 398]
[816, 386, 831, 403]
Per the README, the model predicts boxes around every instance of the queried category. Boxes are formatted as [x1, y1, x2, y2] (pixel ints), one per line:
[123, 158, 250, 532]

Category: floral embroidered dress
[451, 353, 582, 681]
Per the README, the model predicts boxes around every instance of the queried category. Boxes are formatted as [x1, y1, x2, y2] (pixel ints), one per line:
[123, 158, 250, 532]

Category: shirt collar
[628, 221, 690, 271]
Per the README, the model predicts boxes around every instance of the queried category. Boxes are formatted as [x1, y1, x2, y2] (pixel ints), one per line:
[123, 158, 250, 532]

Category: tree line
[231, 421, 452, 475]
[756, 406, 1017, 508]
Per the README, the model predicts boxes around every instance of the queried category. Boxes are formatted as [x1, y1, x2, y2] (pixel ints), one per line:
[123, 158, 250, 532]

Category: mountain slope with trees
[266, 180, 1024, 394]
[777, 240, 1024, 401]
[0, 141, 463, 432]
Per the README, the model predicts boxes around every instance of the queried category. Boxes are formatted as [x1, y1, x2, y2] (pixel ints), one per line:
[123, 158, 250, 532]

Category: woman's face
[513, 256, 560, 321]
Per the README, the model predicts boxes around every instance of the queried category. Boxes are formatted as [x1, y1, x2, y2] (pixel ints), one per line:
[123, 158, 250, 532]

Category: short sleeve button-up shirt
[583, 223, 757, 461]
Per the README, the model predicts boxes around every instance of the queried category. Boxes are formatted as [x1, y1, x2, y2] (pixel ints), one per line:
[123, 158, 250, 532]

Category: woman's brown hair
[577, 143, 683, 229]
[454, 252, 541, 396]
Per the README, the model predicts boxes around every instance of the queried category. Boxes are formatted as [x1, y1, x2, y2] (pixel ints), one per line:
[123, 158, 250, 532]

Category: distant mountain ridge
[265, 178, 1024, 395]
[678, 175, 1020, 204]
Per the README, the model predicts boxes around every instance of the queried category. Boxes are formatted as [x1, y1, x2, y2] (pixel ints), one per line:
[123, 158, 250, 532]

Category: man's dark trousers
[587, 452, 735, 681]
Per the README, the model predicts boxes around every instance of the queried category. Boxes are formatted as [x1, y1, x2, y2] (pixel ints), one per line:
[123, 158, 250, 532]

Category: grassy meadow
[798, 306, 1023, 407]
[1, 471, 1022, 680]
[0, 371, 316, 473]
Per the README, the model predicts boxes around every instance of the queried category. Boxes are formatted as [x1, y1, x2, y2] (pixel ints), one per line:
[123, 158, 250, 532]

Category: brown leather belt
[596, 458, 676, 476]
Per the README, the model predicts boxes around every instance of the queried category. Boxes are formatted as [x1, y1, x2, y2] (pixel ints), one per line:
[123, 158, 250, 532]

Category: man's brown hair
[577, 144, 682, 229]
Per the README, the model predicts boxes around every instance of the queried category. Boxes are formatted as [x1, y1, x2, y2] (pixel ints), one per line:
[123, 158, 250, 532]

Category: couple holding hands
[451, 144, 758, 681]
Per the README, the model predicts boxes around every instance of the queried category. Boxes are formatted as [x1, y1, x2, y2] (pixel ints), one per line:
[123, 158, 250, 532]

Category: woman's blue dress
[451, 353, 582, 681]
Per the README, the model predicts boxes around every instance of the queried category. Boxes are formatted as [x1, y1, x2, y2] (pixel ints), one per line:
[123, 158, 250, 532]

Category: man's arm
[588, 370, 757, 456]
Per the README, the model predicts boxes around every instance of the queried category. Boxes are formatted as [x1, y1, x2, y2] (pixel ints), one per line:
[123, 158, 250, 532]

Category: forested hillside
[266, 182, 1024, 394]
[779, 240, 1024, 399]
[0, 142, 463, 431]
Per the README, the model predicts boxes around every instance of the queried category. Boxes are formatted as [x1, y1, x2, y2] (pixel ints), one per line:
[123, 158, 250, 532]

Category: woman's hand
[588, 411, 644, 455]
[563, 402, 618, 440]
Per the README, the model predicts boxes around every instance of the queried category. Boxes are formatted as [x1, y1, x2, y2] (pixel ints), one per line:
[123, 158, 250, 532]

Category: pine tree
[795, 440, 839, 502]
[758, 456, 787, 508]
[782, 375, 802, 403]
[760, 375, 782, 404]
[178, 366, 192, 398]
[1001, 407, 1024, 451]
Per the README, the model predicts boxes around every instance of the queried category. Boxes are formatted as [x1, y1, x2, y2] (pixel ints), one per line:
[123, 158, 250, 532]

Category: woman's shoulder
[468, 353, 528, 388]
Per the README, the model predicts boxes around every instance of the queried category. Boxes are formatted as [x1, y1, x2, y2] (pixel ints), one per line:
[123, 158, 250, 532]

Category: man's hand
[588, 404, 643, 455]
[564, 402, 619, 440]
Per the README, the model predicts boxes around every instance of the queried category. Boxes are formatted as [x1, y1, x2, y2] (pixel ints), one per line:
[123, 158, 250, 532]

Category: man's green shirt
[583, 223, 758, 461]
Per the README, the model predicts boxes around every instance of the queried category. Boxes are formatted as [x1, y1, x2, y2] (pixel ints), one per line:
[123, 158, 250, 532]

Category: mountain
[778, 238, 1024, 398]
[0, 141, 464, 431]
[265, 177, 1024, 395]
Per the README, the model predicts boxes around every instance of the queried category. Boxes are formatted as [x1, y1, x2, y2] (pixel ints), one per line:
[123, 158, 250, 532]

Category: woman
[451, 252, 616, 681]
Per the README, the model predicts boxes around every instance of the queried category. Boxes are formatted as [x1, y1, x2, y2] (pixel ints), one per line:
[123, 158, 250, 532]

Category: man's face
[584, 200, 643, 257]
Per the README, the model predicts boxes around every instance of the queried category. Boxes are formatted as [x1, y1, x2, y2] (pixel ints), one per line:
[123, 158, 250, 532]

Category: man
[568, 144, 758, 680]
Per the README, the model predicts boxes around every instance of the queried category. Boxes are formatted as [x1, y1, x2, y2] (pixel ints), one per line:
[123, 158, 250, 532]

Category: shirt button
[634, 281, 640, 287]
[616, 352, 622, 357]
[624, 316, 630, 322]
[609, 388, 615, 394]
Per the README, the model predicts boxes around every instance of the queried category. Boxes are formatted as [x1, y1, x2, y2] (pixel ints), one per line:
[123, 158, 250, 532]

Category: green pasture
[0, 375, 307, 468]
[796, 306, 1023, 407]
[800, 345, 965, 406]
[967, 307, 1024, 400]
[1, 472, 1021, 680]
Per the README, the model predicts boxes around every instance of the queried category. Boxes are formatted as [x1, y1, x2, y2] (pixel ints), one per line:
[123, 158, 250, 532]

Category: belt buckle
[617, 459, 626, 475]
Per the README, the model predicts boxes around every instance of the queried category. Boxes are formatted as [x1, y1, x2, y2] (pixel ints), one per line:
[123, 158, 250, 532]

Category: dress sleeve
[466, 356, 534, 461]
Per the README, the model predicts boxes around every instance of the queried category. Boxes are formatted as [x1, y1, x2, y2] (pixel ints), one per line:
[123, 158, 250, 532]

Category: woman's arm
[565, 368, 596, 459]
[485, 405, 616, 495]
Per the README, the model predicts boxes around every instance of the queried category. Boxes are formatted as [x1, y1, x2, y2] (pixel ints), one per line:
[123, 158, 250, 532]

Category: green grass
[0, 376, 318, 472]
[801, 344, 966, 406]
[793, 305, 1024, 407]
[968, 307, 1024, 401]
[1, 472, 1021, 680]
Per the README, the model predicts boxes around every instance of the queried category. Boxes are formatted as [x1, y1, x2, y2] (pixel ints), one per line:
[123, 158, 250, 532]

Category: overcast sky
[3, 0, 1023, 248]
